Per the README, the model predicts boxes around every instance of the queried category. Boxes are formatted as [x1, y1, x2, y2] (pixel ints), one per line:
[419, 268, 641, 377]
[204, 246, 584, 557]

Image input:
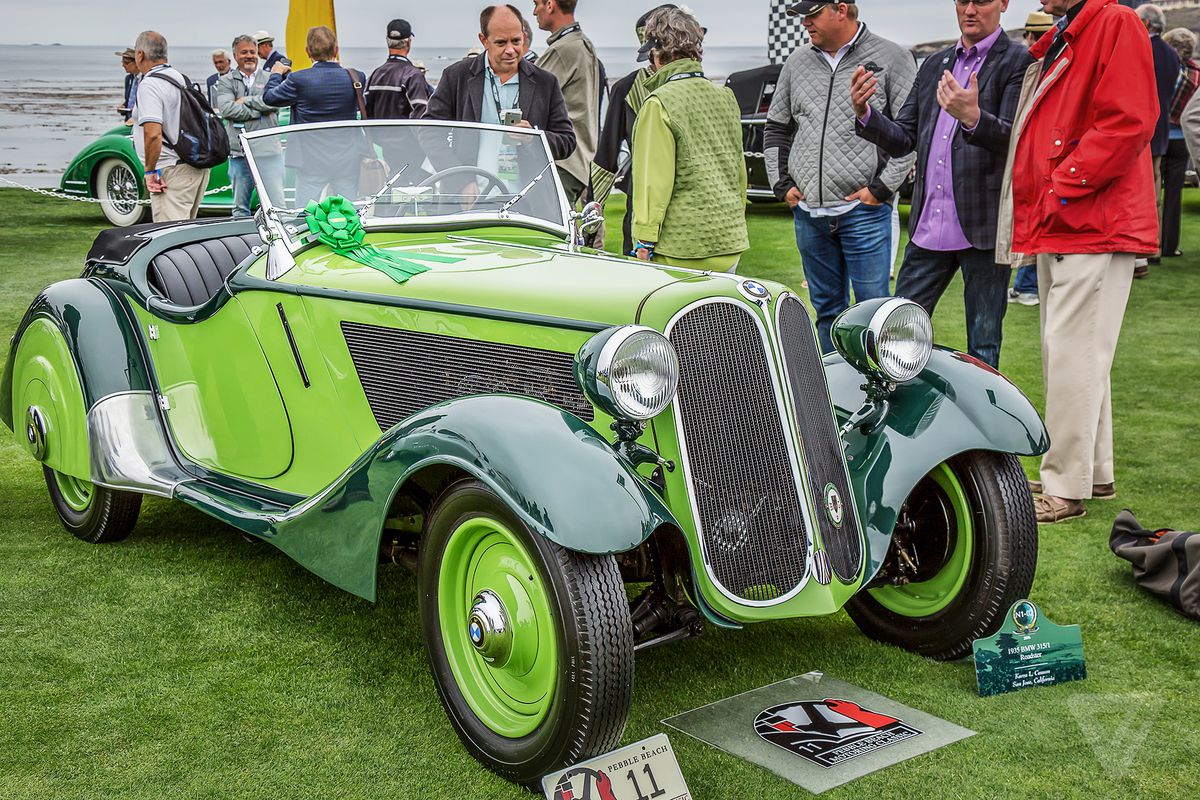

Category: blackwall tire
[43, 466, 142, 544]
[846, 451, 1038, 661]
[418, 478, 634, 787]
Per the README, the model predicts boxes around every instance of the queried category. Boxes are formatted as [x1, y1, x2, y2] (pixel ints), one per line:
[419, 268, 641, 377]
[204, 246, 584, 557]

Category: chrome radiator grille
[669, 302, 809, 602]
[777, 297, 863, 582]
[342, 321, 594, 431]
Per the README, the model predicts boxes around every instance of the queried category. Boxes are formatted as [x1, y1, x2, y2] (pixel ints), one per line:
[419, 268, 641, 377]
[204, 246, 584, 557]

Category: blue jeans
[793, 202, 893, 353]
[894, 242, 1010, 369]
[228, 155, 283, 217]
[1013, 264, 1038, 295]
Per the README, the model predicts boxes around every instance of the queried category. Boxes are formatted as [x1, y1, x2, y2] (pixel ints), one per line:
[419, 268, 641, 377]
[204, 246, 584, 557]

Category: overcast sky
[3, 1, 1040, 49]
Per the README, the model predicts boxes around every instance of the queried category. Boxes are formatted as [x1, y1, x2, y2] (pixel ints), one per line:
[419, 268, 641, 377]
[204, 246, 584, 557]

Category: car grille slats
[777, 296, 863, 582]
[669, 302, 809, 602]
[341, 321, 594, 431]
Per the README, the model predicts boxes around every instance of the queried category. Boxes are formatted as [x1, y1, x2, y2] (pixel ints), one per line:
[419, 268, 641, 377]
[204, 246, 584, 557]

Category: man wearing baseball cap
[252, 30, 285, 71]
[115, 47, 139, 121]
[764, 1, 917, 353]
[366, 19, 429, 120]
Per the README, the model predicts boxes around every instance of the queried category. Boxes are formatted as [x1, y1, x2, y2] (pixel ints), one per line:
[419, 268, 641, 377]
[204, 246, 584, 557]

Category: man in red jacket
[1005, 0, 1158, 523]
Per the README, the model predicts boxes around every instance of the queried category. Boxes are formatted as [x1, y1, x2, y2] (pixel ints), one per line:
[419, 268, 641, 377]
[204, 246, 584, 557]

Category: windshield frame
[240, 119, 572, 251]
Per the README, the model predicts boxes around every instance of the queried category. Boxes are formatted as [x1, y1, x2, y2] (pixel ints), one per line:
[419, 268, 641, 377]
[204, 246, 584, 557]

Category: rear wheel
[44, 466, 142, 543]
[418, 479, 633, 787]
[95, 158, 149, 227]
[847, 451, 1037, 660]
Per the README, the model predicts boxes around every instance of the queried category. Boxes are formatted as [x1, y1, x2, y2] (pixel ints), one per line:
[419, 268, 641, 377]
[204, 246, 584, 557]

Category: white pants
[1036, 252, 1134, 499]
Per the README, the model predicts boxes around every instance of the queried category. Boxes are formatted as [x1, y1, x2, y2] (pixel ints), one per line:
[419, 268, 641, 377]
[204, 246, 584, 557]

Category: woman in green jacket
[630, 7, 749, 271]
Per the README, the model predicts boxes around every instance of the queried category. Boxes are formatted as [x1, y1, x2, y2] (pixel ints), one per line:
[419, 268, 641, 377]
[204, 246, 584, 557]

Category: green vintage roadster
[5, 120, 1047, 786]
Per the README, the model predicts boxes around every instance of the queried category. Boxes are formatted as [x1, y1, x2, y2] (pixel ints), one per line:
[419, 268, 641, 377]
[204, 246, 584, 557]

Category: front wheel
[418, 479, 634, 787]
[847, 451, 1037, 661]
[95, 157, 150, 227]
[44, 466, 142, 543]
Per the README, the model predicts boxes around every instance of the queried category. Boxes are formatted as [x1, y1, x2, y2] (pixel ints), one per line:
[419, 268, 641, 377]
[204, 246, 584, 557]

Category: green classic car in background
[6, 120, 1048, 788]
[58, 123, 235, 226]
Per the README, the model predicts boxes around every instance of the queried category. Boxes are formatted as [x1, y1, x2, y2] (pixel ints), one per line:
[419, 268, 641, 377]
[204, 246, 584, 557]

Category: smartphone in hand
[500, 109, 523, 126]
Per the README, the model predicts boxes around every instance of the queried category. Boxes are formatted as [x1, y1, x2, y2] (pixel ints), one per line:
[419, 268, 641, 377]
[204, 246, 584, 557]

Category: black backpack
[1110, 510, 1200, 621]
[146, 72, 230, 169]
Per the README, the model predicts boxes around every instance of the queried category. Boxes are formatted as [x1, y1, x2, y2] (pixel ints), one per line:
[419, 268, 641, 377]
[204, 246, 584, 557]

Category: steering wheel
[417, 166, 511, 212]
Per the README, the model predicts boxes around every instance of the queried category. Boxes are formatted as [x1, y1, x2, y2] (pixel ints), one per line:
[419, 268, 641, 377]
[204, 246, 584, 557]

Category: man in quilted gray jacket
[765, 1, 917, 353]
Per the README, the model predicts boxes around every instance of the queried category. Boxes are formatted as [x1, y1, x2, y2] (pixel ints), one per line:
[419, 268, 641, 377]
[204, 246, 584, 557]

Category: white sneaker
[1008, 288, 1038, 306]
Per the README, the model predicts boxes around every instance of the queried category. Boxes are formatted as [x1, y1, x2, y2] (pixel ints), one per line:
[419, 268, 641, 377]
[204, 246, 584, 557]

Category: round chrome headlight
[868, 299, 933, 382]
[574, 326, 680, 421]
[832, 298, 933, 383]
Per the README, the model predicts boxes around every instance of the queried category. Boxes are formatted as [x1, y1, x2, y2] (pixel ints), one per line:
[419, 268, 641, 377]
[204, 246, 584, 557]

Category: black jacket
[856, 33, 1033, 250]
[590, 68, 639, 254]
[424, 56, 576, 161]
[1150, 35, 1182, 157]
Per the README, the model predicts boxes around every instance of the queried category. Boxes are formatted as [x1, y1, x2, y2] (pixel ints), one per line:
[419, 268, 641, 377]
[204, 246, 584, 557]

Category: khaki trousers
[1036, 252, 1134, 500]
[150, 163, 210, 222]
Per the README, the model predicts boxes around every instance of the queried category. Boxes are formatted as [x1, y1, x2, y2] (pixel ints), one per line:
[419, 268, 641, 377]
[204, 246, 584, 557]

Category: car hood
[257, 229, 724, 328]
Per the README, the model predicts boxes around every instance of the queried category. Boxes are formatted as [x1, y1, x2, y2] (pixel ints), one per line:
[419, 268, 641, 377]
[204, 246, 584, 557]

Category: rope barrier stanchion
[0, 176, 233, 205]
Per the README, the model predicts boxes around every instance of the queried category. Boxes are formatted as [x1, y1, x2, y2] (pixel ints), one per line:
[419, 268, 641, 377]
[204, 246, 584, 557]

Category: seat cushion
[148, 233, 262, 306]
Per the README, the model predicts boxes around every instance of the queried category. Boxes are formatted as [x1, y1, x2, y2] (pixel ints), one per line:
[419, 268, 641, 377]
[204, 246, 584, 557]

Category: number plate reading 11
[541, 733, 691, 800]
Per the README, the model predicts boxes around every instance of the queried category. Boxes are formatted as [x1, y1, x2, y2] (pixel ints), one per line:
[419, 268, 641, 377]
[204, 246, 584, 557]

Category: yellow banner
[285, 0, 338, 71]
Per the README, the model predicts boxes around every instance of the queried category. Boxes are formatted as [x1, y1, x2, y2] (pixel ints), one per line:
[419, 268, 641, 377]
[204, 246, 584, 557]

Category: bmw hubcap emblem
[823, 483, 844, 528]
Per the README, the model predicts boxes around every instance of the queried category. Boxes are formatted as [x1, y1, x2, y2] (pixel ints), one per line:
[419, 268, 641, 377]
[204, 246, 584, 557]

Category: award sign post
[973, 600, 1087, 697]
[541, 733, 691, 800]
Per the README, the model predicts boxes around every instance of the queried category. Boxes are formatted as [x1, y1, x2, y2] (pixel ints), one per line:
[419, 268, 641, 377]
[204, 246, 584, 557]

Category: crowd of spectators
[116, 1, 1195, 525]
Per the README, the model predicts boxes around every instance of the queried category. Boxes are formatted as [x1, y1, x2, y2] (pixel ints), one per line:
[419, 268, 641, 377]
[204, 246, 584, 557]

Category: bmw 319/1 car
[3, 119, 1048, 787]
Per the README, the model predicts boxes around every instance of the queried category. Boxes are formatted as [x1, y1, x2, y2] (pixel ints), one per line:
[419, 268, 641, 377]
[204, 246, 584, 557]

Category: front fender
[825, 348, 1049, 582]
[175, 395, 678, 601]
[60, 130, 139, 196]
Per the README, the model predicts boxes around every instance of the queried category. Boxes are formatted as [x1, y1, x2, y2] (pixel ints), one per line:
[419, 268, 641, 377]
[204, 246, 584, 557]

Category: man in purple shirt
[851, 0, 1033, 368]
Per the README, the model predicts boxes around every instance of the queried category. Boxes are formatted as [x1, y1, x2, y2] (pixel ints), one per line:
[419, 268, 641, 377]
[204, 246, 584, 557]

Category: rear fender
[825, 349, 1049, 582]
[177, 395, 678, 601]
[3, 279, 152, 479]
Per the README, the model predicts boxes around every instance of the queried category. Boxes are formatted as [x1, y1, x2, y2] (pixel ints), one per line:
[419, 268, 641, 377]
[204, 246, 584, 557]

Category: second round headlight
[575, 326, 680, 421]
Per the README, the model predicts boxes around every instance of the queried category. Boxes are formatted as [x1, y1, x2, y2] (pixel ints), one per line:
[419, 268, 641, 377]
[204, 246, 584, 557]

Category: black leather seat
[148, 233, 263, 306]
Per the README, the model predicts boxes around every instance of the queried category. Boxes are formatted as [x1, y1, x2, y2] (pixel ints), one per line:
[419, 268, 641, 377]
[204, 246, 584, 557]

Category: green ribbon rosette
[305, 196, 462, 284]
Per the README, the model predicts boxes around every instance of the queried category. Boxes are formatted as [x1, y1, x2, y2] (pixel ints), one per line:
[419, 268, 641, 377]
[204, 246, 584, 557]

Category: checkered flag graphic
[769, 0, 811, 64]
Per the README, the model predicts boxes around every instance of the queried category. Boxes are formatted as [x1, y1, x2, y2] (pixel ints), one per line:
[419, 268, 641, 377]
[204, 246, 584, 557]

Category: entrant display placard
[973, 599, 1087, 697]
[541, 733, 691, 800]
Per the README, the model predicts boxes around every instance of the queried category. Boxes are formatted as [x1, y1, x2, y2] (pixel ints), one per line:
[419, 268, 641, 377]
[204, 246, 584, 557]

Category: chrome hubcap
[467, 590, 512, 666]
[25, 405, 47, 461]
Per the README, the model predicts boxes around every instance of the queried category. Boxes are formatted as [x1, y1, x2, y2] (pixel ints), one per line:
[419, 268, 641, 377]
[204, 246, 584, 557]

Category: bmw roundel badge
[739, 280, 771, 303]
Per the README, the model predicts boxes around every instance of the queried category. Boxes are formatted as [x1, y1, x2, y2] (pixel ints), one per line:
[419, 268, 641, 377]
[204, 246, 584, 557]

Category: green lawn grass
[1, 188, 1197, 798]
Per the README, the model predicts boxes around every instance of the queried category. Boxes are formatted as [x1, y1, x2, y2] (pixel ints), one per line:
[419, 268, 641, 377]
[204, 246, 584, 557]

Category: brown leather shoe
[1029, 480, 1115, 500]
[1034, 495, 1086, 524]
[1133, 264, 1150, 279]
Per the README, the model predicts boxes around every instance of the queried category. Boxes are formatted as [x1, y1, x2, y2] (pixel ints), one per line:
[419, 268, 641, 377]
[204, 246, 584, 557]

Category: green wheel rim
[54, 471, 94, 513]
[438, 515, 558, 738]
[869, 463, 974, 618]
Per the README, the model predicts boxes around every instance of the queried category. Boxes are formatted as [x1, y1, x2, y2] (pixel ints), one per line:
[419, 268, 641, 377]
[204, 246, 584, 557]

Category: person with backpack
[132, 30, 217, 222]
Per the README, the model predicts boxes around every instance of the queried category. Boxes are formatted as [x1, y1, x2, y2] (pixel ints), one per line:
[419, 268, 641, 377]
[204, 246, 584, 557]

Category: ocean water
[0, 44, 767, 188]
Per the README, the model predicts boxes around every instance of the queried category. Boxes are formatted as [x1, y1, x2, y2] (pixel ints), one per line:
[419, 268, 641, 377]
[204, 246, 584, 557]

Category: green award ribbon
[305, 196, 462, 284]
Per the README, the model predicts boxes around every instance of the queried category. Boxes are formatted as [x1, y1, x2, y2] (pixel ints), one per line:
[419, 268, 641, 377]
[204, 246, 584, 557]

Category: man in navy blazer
[424, 4, 576, 161]
[264, 25, 366, 205]
[851, 0, 1033, 368]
